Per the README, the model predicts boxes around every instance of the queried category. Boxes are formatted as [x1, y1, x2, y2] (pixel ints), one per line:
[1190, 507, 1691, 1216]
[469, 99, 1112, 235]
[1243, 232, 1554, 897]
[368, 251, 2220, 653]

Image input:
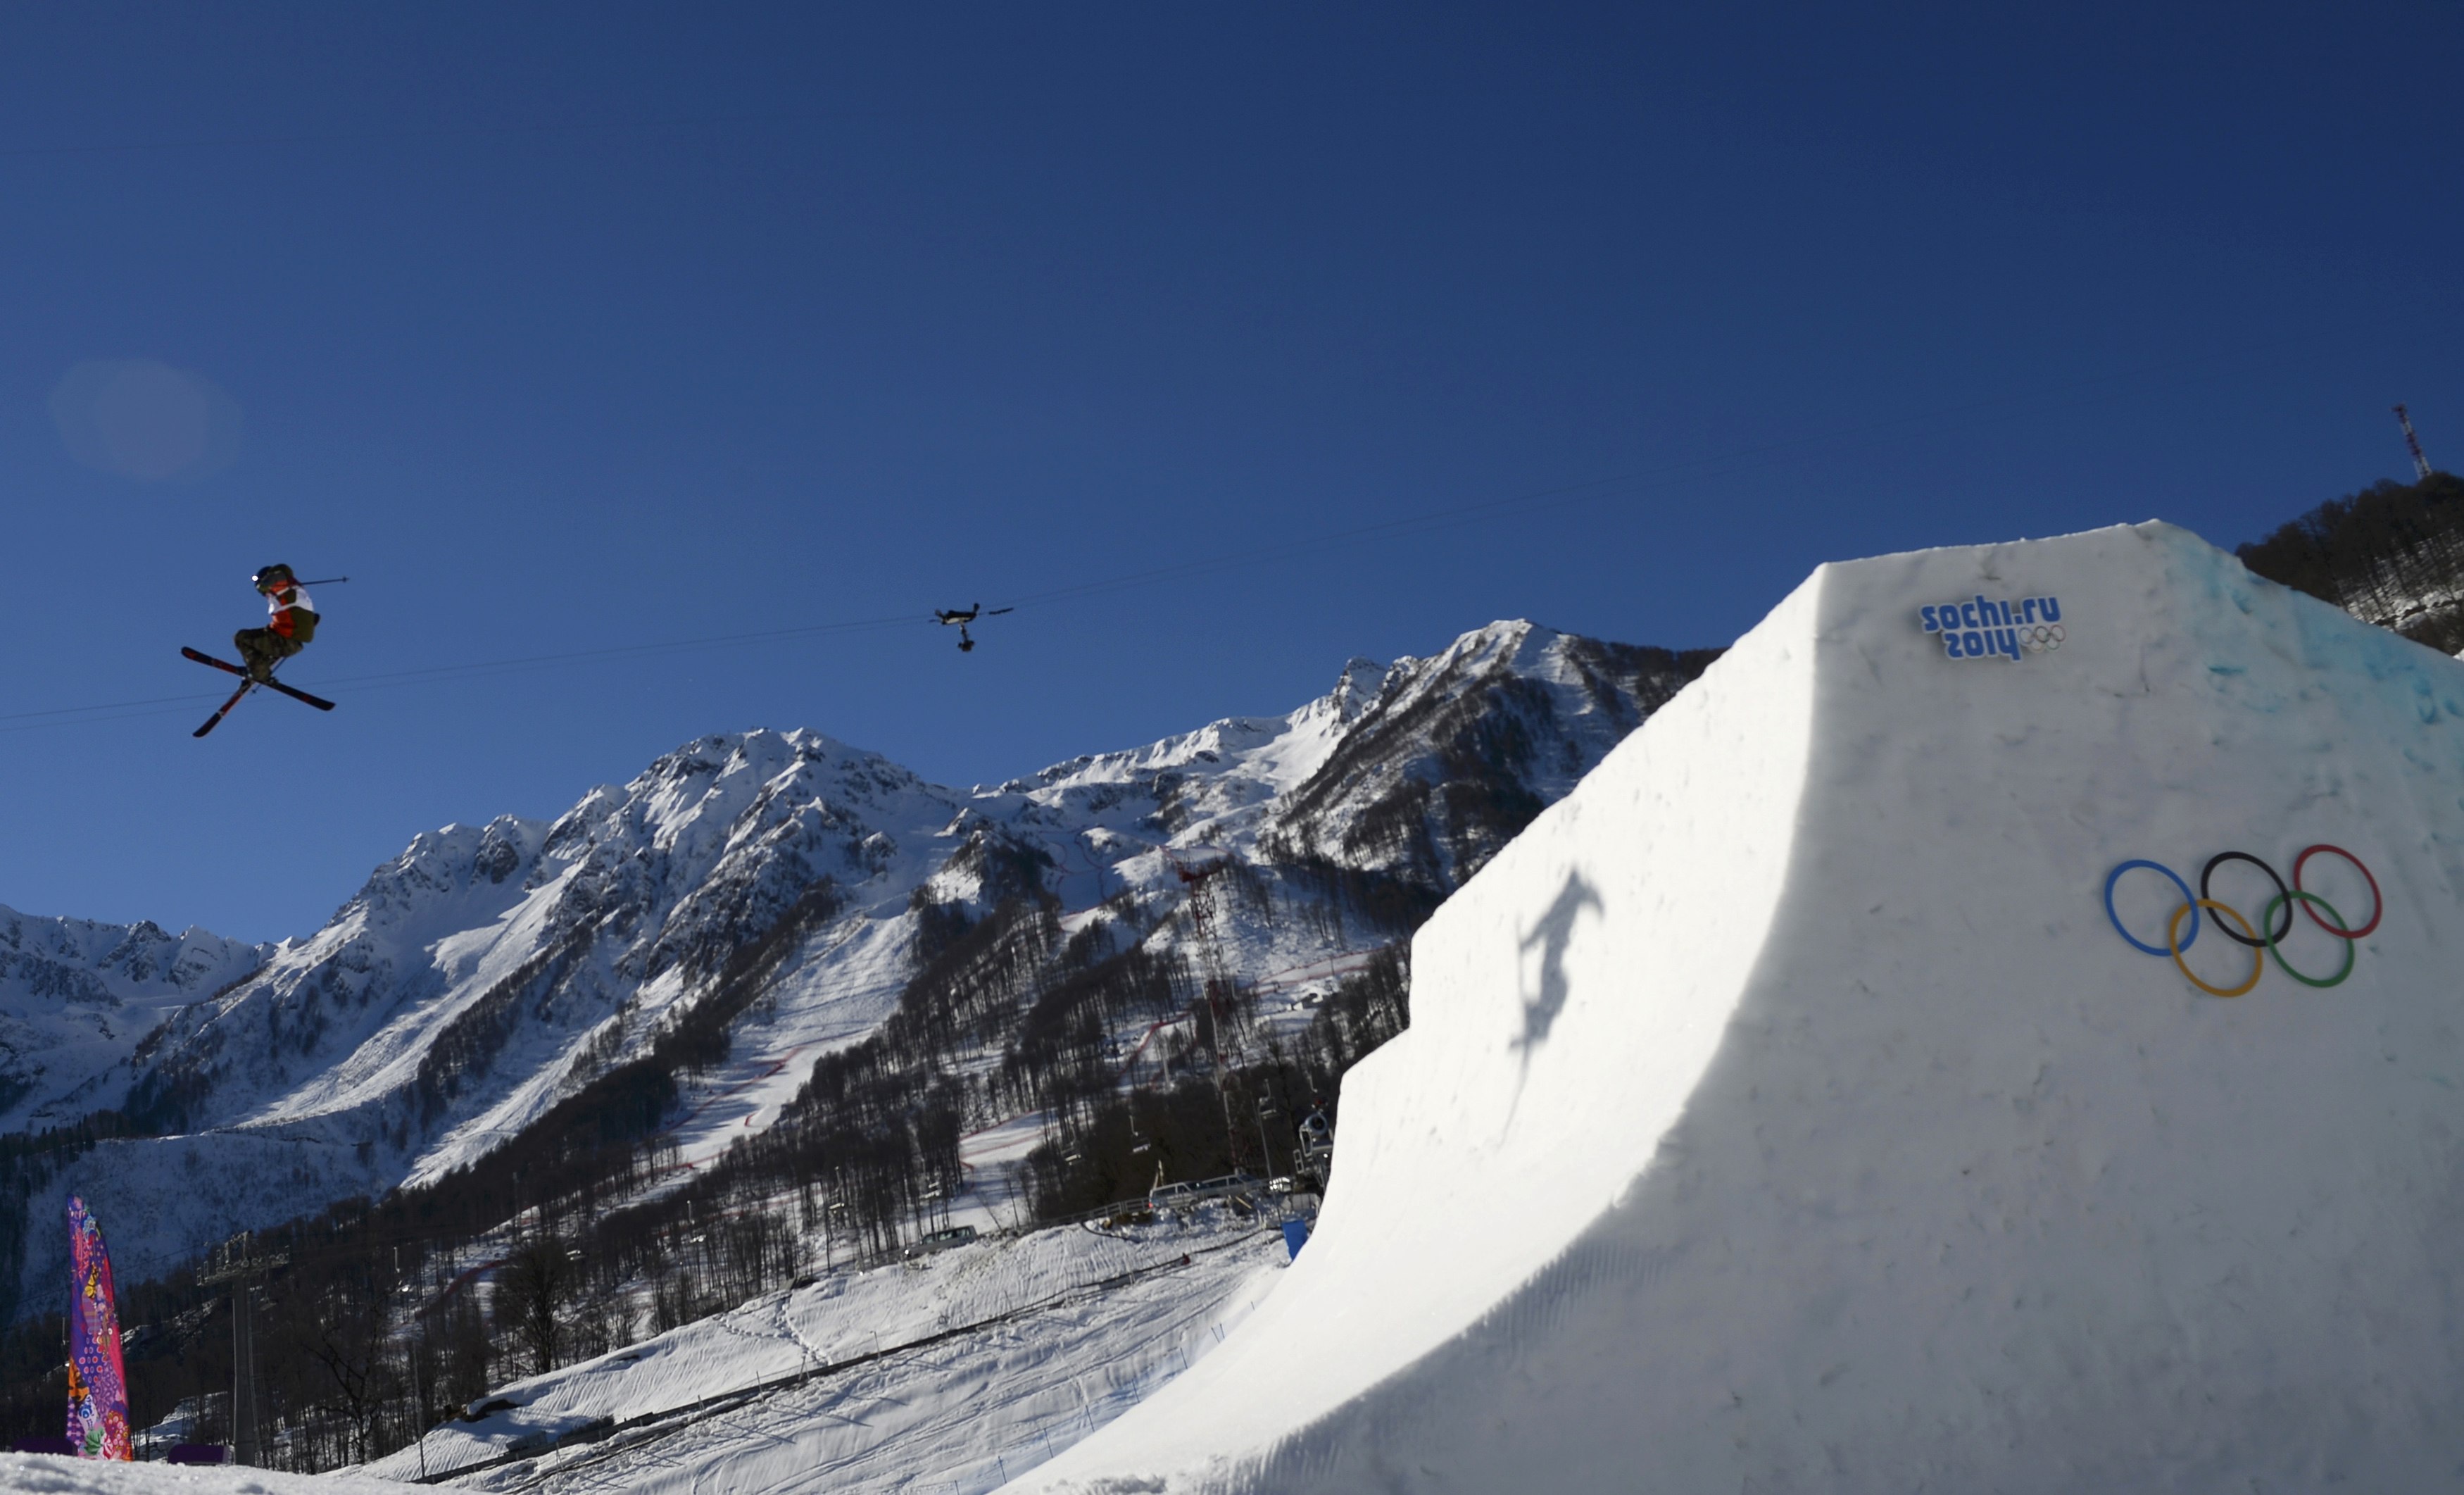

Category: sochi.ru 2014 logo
[1918, 594, 2065, 661]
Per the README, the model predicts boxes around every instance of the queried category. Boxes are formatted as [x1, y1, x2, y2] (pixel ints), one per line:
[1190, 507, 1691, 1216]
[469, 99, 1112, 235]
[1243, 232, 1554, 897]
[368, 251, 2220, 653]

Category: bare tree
[497, 1239, 576, 1377]
[275, 1273, 396, 1466]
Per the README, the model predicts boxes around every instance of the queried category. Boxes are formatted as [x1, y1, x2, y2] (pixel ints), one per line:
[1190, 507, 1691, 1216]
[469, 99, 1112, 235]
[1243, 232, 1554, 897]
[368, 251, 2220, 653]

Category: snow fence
[1014, 522, 2464, 1492]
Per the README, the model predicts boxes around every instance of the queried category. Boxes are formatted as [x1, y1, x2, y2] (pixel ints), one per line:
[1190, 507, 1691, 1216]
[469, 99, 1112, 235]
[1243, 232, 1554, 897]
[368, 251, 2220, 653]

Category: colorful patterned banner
[66, 1196, 131, 1460]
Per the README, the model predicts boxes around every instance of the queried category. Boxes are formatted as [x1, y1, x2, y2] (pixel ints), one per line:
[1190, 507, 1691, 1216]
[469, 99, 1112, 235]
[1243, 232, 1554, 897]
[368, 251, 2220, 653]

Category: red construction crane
[2395, 404, 2433, 482]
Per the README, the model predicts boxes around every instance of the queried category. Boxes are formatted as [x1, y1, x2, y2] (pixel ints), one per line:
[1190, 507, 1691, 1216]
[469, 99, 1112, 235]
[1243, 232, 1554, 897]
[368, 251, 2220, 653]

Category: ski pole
[294, 576, 351, 586]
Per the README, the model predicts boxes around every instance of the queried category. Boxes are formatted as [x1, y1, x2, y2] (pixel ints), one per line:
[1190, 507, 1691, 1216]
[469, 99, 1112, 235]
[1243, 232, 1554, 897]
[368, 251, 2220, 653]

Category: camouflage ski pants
[234, 627, 304, 679]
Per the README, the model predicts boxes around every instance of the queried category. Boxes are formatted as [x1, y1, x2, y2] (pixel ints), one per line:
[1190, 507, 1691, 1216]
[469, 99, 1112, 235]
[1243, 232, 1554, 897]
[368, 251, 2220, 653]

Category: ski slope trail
[361, 1215, 1286, 1495]
[1015, 522, 2464, 1492]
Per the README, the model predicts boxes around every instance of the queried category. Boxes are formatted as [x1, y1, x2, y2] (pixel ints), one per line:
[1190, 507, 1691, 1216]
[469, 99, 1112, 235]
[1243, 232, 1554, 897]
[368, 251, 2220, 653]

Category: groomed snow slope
[1017, 522, 2464, 1492]
[360, 1213, 1286, 1494]
[0, 1453, 416, 1495]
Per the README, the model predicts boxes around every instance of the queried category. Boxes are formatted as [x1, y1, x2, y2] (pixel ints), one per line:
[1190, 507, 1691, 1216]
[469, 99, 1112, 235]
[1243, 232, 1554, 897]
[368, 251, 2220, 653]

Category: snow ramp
[1015, 522, 2464, 1492]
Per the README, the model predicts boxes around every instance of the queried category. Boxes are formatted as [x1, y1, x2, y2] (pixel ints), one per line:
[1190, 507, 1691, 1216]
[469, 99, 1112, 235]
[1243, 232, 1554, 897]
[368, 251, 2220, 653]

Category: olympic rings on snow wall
[2104, 845, 2382, 996]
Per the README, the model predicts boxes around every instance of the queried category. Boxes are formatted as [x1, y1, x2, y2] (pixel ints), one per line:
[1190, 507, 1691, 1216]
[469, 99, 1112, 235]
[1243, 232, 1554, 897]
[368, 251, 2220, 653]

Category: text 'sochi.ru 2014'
[1918, 594, 2064, 662]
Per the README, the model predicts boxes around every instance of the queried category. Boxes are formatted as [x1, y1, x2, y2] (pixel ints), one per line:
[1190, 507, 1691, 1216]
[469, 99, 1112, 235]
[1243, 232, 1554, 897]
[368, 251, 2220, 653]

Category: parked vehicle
[905, 1224, 979, 1258]
[1148, 1172, 1264, 1211]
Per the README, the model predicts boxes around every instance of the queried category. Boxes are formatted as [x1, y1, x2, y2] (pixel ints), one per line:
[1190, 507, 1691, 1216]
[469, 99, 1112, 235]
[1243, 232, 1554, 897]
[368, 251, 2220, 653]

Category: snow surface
[357, 1210, 1287, 1494]
[0, 1453, 416, 1494]
[1015, 523, 2464, 1491]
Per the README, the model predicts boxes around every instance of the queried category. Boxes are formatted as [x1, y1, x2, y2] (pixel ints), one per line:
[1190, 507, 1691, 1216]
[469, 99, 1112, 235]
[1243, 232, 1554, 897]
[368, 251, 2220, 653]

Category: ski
[193, 678, 256, 739]
[182, 647, 337, 713]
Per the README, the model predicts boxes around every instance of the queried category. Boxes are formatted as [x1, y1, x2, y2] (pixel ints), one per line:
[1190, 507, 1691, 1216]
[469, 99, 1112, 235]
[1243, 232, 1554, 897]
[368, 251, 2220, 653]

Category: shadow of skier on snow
[1504, 870, 1604, 1123]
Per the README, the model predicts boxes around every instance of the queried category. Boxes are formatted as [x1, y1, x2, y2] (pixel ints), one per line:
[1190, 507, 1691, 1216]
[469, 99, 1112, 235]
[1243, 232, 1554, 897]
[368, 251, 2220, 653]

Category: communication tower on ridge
[2395, 404, 2433, 482]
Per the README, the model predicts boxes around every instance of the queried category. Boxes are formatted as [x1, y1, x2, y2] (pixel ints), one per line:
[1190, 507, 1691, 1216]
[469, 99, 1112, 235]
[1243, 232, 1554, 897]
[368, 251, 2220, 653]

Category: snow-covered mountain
[123, 734, 967, 1172]
[3, 620, 1713, 1319]
[0, 908, 266, 1133]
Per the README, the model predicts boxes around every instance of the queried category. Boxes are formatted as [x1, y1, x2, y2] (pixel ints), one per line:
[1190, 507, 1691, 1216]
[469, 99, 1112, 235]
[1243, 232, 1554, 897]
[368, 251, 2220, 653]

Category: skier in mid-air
[181, 564, 339, 737]
[234, 564, 318, 682]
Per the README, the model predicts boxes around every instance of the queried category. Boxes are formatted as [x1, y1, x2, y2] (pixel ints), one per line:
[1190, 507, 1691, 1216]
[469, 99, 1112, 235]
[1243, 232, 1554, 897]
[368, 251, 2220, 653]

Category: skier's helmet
[251, 563, 296, 592]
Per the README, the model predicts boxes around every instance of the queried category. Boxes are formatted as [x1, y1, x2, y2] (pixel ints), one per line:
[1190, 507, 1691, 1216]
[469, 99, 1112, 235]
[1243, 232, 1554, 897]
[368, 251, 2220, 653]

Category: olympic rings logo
[2103, 845, 2382, 996]
[2018, 624, 2066, 653]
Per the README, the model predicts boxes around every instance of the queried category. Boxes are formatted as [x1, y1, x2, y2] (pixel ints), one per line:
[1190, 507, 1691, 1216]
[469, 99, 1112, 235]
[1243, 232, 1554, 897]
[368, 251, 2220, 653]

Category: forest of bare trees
[2237, 470, 2464, 651]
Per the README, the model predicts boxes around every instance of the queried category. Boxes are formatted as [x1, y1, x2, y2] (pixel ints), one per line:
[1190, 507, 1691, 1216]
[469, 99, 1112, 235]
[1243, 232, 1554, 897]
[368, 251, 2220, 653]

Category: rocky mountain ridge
[0, 909, 267, 1134]
[2, 619, 1717, 1320]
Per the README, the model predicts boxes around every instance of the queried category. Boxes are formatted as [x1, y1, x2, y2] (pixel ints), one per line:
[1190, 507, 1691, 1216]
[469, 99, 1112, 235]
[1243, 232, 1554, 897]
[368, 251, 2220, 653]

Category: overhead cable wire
[0, 613, 923, 732]
[0, 101, 1060, 161]
[0, 81, 1611, 163]
[307, 611, 922, 691]
[0, 325, 2387, 736]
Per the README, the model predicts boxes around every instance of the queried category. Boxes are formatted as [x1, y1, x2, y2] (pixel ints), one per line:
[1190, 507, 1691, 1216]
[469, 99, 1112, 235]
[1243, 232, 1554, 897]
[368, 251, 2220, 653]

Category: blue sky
[3, 4, 2458, 942]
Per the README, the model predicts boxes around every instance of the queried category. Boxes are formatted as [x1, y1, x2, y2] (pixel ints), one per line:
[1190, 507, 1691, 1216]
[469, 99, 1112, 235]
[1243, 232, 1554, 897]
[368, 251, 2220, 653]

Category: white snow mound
[0, 1452, 417, 1495]
[1014, 522, 2464, 1492]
